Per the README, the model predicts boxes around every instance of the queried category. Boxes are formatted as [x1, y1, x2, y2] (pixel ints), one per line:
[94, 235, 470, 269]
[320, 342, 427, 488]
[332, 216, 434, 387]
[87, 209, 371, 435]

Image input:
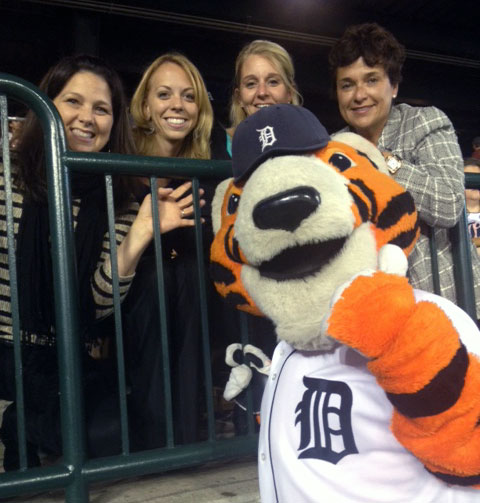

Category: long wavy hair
[13, 54, 138, 208]
[229, 40, 302, 130]
[130, 52, 213, 159]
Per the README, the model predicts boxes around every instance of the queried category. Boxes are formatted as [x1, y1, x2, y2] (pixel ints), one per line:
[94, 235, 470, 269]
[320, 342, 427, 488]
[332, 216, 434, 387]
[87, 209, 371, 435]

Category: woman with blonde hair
[124, 52, 218, 448]
[130, 52, 212, 160]
[211, 39, 302, 159]
[0, 54, 200, 468]
[210, 39, 303, 433]
[229, 39, 302, 131]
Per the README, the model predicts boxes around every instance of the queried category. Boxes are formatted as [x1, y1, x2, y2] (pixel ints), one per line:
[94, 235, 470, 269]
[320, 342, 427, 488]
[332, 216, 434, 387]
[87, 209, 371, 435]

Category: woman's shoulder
[0, 161, 20, 190]
[0, 162, 25, 210]
[394, 103, 452, 129]
[387, 104, 456, 147]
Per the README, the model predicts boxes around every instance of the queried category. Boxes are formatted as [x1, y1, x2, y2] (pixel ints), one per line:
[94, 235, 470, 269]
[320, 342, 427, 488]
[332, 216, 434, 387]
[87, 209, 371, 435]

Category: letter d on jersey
[295, 377, 358, 464]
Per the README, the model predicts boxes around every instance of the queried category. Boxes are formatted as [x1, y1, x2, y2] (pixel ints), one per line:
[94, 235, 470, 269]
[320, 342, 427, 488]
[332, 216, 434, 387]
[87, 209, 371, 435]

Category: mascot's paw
[324, 271, 416, 359]
[223, 364, 252, 401]
[320, 245, 408, 342]
[223, 344, 271, 401]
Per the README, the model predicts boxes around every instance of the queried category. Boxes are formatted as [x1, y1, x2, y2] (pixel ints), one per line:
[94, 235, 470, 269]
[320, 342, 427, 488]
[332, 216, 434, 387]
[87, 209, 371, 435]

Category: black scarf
[16, 173, 108, 342]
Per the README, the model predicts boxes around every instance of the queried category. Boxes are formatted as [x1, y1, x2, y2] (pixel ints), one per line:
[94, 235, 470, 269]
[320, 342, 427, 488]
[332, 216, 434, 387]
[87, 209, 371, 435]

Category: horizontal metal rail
[1, 70, 478, 502]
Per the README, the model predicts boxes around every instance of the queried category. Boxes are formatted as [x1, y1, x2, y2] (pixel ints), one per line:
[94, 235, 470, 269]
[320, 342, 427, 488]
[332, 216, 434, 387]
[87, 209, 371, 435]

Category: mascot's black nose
[253, 186, 320, 232]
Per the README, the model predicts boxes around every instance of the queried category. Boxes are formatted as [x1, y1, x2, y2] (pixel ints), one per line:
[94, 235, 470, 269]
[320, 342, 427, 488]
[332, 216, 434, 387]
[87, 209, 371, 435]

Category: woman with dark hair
[328, 22, 480, 318]
[0, 54, 199, 469]
[14, 54, 136, 204]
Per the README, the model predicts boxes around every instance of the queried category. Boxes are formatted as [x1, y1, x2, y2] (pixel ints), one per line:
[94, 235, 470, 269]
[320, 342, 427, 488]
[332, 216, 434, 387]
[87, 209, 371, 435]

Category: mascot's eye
[329, 153, 354, 172]
[227, 193, 240, 215]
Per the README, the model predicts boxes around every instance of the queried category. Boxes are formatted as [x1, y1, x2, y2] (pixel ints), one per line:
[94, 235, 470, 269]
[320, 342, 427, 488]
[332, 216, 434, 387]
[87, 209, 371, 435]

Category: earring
[145, 120, 155, 135]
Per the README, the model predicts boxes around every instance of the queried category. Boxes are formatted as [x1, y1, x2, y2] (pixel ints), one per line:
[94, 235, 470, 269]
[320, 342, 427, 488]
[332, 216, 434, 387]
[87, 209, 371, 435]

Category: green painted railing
[426, 172, 479, 320]
[0, 72, 478, 502]
[0, 73, 257, 502]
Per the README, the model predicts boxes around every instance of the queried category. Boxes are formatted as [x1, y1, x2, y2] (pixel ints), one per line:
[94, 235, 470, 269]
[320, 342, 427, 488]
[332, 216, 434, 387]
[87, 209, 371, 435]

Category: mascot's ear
[332, 132, 389, 175]
[210, 177, 263, 316]
[212, 178, 233, 234]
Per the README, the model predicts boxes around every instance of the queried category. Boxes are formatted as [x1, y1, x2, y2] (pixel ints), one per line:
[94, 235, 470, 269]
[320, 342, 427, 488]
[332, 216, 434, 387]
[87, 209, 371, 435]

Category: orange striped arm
[327, 271, 480, 486]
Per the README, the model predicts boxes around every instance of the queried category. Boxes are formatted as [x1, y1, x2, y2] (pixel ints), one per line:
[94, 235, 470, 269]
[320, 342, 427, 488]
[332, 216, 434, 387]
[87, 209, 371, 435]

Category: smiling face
[210, 136, 418, 350]
[236, 54, 292, 117]
[336, 57, 398, 145]
[53, 71, 113, 152]
[143, 61, 199, 156]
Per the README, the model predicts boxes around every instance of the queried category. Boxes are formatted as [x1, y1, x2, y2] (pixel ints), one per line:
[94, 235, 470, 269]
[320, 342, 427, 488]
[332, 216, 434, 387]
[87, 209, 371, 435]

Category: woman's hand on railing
[115, 181, 205, 277]
[155, 181, 206, 234]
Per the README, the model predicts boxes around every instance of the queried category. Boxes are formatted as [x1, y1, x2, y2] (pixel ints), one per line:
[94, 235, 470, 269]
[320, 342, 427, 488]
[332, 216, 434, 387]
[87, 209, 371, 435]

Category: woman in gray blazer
[328, 22, 480, 320]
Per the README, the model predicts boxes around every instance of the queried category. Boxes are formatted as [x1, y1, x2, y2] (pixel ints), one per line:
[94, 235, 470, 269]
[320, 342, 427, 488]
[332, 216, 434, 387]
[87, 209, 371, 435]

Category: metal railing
[0, 73, 257, 502]
[424, 207, 477, 319]
[0, 72, 478, 502]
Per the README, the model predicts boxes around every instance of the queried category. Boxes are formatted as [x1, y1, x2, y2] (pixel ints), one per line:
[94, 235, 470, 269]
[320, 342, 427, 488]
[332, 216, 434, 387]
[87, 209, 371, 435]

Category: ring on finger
[181, 209, 185, 218]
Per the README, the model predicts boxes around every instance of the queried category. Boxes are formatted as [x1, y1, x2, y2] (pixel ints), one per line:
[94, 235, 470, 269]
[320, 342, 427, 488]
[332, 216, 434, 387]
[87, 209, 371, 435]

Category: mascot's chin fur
[210, 105, 480, 502]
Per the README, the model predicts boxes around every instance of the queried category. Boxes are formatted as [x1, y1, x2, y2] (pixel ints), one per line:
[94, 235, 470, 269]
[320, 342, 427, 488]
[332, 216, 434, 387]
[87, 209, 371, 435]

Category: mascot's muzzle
[253, 186, 321, 232]
[249, 185, 347, 281]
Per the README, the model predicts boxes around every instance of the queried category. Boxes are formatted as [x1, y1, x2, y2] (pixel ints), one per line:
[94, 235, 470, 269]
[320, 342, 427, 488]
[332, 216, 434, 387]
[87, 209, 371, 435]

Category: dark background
[1, 0, 479, 154]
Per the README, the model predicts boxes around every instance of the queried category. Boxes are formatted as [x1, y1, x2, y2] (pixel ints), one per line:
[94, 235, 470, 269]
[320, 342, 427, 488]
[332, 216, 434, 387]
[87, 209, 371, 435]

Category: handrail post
[450, 208, 477, 320]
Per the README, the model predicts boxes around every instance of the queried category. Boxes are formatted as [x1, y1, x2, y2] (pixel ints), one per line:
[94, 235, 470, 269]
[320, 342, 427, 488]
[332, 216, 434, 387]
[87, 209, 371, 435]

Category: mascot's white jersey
[259, 290, 480, 503]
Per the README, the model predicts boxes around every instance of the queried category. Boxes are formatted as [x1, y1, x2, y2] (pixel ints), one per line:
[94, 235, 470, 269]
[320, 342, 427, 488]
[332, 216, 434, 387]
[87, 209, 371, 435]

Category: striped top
[0, 167, 139, 346]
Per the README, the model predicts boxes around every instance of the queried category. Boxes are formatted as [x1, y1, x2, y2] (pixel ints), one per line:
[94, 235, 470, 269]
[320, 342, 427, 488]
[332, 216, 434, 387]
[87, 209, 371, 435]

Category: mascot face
[211, 106, 418, 350]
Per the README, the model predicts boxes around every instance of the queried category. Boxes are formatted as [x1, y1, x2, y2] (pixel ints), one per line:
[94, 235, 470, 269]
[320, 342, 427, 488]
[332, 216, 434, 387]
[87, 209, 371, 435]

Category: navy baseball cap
[232, 104, 330, 182]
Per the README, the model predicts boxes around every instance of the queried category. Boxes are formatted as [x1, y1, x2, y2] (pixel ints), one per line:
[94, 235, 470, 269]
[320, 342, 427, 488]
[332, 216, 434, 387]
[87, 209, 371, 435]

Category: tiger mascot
[210, 104, 480, 503]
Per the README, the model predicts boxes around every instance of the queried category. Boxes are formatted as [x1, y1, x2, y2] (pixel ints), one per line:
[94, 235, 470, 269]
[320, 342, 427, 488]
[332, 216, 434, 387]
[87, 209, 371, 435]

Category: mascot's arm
[327, 271, 480, 487]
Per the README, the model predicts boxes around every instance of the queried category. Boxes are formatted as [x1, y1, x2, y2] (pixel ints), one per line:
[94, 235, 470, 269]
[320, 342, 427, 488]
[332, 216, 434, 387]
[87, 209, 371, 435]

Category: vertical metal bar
[43, 111, 88, 503]
[104, 175, 130, 454]
[239, 313, 255, 435]
[50, 165, 89, 503]
[191, 177, 215, 441]
[0, 97, 28, 469]
[150, 177, 174, 447]
[426, 224, 441, 295]
[450, 208, 477, 319]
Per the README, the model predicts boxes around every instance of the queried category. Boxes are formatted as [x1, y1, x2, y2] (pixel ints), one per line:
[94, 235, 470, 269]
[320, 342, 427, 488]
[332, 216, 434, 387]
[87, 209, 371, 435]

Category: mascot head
[210, 105, 419, 350]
